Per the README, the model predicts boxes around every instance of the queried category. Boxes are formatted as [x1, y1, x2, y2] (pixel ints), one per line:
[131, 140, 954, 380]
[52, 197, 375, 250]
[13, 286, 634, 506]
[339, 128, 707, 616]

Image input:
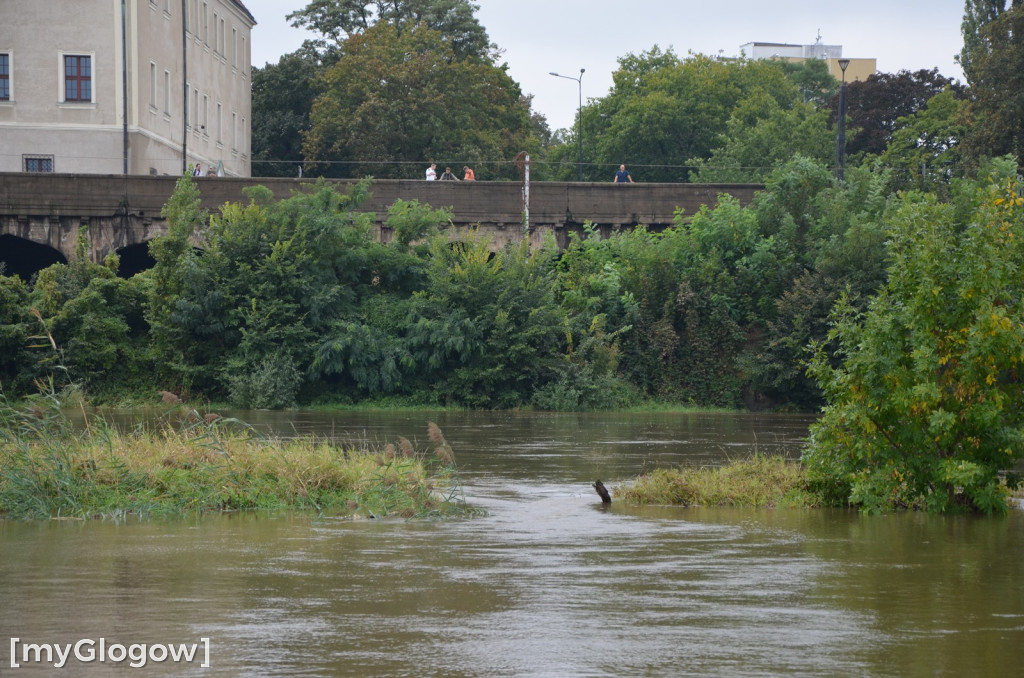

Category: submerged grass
[1, 391, 473, 521]
[619, 453, 815, 509]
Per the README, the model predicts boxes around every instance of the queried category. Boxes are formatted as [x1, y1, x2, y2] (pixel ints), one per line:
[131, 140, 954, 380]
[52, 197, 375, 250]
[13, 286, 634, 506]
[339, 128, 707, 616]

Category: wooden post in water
[593, 479, 612, 504]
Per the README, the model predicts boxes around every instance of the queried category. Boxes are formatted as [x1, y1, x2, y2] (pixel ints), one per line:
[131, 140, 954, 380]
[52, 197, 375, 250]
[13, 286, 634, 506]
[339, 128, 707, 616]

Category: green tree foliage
[287, 0, 492, 59]
[47, 276, 152, 396]
[745, 159, 892, 407]
[146, 177, 385, 403]
[840, 68, 964, 159]
[0, 274, 36, 394]
[777, 58, 838, 107]
[412, 238, 564, 407]
[959, 3, 1024, 165]
[549, 49, 808, 182]
[303, 22, 535, 179]
[688, 94, 834, 183]
[251, 45, 324, 178]
[311, 236, 565, 408]
[805, 160, 1024, 513]
[147, 175, 209, 392]
[957, 0, 1020, 84]
[22, 232, 151, 399]
[876, 90, 968, 194]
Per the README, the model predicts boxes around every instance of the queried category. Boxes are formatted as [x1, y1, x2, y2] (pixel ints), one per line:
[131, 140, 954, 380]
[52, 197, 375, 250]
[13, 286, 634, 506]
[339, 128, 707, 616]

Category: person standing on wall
[463, 166, 476, 181]
[439, 166, 459, 181]
[425, 163, 437, 181]
[614, 164, 634, 183]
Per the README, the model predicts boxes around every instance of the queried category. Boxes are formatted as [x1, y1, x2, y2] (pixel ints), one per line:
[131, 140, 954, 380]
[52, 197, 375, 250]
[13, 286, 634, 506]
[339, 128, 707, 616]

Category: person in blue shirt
[614, 164, 634, 183]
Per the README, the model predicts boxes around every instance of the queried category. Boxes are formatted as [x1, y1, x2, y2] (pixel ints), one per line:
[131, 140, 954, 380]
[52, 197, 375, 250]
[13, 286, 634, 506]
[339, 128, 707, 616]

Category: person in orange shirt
[463, 166, 476, 181]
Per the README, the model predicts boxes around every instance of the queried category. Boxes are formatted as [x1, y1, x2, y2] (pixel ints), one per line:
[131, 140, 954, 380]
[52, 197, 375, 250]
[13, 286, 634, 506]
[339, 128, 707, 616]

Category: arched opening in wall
[116, 243, 156, 278]
[0, 235, 67, 281]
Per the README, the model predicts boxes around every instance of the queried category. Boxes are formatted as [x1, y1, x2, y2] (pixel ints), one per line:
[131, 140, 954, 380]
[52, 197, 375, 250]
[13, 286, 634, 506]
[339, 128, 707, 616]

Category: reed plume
[427, 421, 454, 465]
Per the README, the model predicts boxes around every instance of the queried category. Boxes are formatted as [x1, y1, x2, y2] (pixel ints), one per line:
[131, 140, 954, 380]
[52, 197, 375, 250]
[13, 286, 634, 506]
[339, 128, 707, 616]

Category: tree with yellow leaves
[804, 157, 1024, 513]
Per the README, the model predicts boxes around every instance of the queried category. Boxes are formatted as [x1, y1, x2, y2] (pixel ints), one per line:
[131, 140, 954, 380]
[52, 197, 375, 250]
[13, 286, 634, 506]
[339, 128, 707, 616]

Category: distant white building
[740, 40, 876, 82]
[0, 0, 256, 177]
[740, 41, 843, 61]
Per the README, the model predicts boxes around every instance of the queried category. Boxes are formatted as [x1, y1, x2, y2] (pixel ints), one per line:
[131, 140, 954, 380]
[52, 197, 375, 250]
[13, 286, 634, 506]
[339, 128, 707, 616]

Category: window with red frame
[64, 55, 91, 102]
[0, 54, 9, 101]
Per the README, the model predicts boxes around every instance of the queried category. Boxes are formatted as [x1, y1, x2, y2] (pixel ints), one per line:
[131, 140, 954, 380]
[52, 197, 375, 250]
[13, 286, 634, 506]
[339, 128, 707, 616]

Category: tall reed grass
[620, 454, 814, 508]
[1, 385, 472, 520]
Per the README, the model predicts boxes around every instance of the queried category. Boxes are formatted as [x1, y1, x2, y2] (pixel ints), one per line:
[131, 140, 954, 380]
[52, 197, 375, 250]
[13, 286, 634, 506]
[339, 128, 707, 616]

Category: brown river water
[1, 410, 1022, 676]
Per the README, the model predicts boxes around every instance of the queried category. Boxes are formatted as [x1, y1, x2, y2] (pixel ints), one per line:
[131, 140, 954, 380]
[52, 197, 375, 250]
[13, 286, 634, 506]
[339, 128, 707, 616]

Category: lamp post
[550, 68, 585, 181]
[835, 58, 850, 181]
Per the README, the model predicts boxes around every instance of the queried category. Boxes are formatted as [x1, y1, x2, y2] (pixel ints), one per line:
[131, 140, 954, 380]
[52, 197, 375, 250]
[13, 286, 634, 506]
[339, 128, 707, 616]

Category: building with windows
[740, 40, 876, 83]
[0, 0, 255, 176]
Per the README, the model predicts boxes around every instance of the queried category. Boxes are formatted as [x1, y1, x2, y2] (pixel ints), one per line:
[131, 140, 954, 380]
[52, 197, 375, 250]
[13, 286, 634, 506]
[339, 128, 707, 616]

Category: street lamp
[835, 58, 850, 181]
[550, 68, 585, 181]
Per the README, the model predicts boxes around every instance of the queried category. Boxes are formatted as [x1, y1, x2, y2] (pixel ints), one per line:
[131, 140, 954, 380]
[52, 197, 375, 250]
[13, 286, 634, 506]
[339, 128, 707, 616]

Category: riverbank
[0, 402, 470, 520]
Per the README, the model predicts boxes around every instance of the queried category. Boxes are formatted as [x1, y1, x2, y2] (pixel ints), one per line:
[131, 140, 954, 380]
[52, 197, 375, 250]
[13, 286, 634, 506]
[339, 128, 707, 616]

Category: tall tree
[551, 49, 807, 182]
[959, 2, 1024, 165]
[251, 44, 324, 177]
[287, 0, 492, 59]
[303, 23, 535, 179]
[805, 159, 1024, 514]
[876, 90, 968, 194]
[839, 69, 964, 159]
[688, 94, 834, 183]
[957, 0, 1019, 84]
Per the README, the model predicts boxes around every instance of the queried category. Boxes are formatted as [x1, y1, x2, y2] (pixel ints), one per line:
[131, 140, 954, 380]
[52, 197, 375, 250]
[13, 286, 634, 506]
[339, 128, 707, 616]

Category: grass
[0, 391, 473, 521]
[619, 453, 816, 509]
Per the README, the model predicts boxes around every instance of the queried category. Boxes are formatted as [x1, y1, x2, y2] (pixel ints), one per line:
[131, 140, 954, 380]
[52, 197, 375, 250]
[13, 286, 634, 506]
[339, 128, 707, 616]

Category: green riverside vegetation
[5, 2, 1024, 514]
[4, 158, 1024, 515]
[0, 383, 471, 520]
[620, 454, 812, 509]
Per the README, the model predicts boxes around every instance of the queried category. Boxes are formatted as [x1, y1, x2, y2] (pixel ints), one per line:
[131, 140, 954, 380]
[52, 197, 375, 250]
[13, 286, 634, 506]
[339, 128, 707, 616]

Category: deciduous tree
[303, 23, 535, 179]
[959, 2, 1024, 166]
[805, 159, 1024, 513]
[839, 69, 963, 159]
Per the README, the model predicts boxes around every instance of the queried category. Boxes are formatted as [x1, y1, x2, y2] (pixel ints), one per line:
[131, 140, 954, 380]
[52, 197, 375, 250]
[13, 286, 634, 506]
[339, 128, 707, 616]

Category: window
[216, 102, 222, 143]
[64, 55, 91, 102]
[192, 87, 199, 131]
[202, 94, 208, 132]
[163, 70, 171, 114]
[149, 62, 157, 108]
[0, 53, 10, 101]
[24, 155, 54, 173]
[231, 111, 237, 151]
[202, 3, 208, 45]
[232, 28, 237, 68]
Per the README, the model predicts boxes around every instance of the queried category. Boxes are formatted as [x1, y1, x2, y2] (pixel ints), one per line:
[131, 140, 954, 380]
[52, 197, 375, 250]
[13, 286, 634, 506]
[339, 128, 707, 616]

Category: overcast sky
[241, 0, 967, 131]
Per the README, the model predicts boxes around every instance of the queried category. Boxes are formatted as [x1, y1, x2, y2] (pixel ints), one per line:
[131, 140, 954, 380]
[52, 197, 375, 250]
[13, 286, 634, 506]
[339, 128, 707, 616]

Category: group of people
[423, 162, 635, 182]
[191, 162, 217, 177]
[425, 163, 475, 181]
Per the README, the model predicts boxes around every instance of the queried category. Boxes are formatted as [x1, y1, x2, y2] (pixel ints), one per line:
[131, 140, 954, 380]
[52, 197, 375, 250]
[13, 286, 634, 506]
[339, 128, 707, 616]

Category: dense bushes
[0, 159, 1002, 420]
[804, 158, 1024, 513]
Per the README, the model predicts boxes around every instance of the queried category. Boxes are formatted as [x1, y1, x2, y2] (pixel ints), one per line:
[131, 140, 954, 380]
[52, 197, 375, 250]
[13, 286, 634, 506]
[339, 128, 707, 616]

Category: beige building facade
[0, 0, 255, 177]
[740, 41, 876, 83]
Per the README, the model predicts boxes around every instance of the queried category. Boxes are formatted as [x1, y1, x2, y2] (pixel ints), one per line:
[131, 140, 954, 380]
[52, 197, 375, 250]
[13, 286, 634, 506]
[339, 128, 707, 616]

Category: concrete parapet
[0, 173, 761, 263]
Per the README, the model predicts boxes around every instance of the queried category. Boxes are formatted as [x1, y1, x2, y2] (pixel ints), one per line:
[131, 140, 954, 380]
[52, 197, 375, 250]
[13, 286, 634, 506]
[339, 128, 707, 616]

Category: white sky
[241, 0, 967, 131]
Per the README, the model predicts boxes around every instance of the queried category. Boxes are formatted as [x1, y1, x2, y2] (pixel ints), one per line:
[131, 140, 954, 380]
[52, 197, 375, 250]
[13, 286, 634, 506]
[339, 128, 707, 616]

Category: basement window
[24, 155, 54, 173]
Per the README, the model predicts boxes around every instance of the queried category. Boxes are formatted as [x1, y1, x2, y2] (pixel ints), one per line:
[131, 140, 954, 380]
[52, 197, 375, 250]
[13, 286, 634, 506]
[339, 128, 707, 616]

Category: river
[1, 410, 1022, 676]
